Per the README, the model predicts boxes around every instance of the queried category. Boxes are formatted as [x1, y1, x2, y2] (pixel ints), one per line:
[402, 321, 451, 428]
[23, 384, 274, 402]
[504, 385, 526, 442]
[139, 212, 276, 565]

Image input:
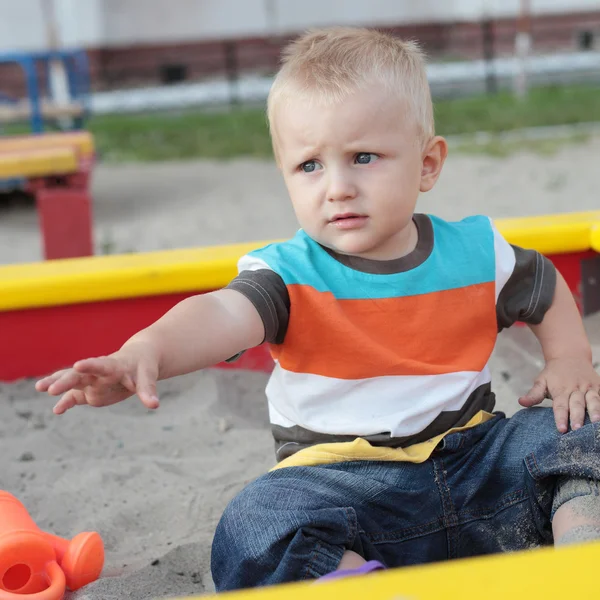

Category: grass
[89, 107, 274, 162]
[433, 84, 600, 136]
[451, 131, 591, 157]
[4, 84, 600, 161]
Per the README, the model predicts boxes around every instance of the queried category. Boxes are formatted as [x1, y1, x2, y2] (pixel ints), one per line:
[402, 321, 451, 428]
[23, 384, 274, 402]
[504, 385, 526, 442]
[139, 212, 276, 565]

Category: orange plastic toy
[0, 491, 104, 599]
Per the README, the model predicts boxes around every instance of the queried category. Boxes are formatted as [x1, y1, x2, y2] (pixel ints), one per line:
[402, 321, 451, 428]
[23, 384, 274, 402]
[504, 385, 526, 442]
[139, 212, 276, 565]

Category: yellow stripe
[0, 241, 275, 311]
[0, 210, 598, 313]
[270, 411, 494, 470]
[0, 148, 79, 179]
[0, 131, 95, 158]
[172, 541, 600, 599]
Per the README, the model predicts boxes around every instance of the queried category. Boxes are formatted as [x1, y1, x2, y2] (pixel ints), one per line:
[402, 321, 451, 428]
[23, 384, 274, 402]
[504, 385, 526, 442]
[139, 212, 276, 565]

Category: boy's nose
[326, 173, 357, 202]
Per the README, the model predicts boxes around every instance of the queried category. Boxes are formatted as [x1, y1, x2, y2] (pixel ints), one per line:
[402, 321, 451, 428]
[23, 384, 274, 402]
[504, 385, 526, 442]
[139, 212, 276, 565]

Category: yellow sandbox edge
[0, 240, 278, 311]
[494, 210, 600, 255]
[174, 541, 600, 600]
[0, 211, 598, 313]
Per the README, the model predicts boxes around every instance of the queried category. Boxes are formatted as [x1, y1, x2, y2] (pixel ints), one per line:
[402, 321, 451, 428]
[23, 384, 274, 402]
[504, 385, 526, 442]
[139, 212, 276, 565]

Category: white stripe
[237, 254, 273, 274]
[490, 217, 517, 301]
[266, 364, 492, 438]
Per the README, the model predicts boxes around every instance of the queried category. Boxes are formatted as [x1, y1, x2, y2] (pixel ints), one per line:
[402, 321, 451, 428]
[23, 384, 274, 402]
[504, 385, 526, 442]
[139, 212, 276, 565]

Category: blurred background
[1, 0, 599, 264]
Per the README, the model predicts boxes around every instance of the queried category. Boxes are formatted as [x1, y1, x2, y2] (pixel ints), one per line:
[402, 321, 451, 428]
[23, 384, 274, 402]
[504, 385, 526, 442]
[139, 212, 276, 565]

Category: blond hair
[267, 27, 435, 149]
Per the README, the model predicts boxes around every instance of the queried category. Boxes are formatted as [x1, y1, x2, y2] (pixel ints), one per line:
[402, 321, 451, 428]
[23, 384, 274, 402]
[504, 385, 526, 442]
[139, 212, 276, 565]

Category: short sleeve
[492, 222, 557, 331]
[225, 266, 290, 344]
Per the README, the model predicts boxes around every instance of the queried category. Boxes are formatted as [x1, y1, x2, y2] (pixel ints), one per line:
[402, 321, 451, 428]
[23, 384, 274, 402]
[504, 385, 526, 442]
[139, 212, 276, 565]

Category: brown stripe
[272, 382, 496, 461]
[320, 213, 433, 274]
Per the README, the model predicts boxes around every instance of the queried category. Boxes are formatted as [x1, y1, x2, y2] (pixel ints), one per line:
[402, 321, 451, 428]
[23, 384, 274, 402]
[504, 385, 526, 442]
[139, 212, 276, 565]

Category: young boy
[37, 27, 600, 591]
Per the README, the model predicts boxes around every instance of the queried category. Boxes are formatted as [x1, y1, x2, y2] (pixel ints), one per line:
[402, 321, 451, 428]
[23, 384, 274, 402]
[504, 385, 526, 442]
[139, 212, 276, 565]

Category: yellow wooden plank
[0, 131, 94, 158]
[495, 210, 600, 254]
[0, 147, 78, 179]
[0, 240, 275, 311]
[0, 211, 598, 313]
[173, 541, 600, 600]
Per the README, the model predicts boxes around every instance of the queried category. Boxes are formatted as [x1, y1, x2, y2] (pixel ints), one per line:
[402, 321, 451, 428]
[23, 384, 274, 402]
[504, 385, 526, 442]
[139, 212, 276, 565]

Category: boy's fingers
[135, 363, 160, 409]
[36, 370, 68, 392]
[38, 367, 97, 393]
[518, 380, 547, 407]
[53, 390, 85, 415]
[552, 393, 570, 434]
[74, 357, 120, 378]
[569, 390, 586, 430]
[47, 370, 85, 396]
[585, 389, 600, 423]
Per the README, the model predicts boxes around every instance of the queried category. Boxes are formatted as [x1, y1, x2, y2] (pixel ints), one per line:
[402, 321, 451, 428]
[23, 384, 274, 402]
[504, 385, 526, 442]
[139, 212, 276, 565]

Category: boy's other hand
[35, 342, 160, 415]
[518, 358, 600, 433]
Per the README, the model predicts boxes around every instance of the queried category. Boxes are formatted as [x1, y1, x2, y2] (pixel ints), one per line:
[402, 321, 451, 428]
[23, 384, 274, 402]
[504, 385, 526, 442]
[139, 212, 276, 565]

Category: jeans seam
[455, 490, 529, 524]
[344, 506, 358, 544]
[525, 452, 541, 479]
[365, 516, 445, 543]
[303, 541, 345, 579]
[437, 458, 460, 558]
[439, 460, 458, 519]
[303, 506, 357, 578]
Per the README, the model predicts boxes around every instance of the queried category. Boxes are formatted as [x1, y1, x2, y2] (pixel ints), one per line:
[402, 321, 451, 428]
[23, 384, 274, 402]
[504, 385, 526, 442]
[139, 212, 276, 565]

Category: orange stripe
[271, 283, 497, 379]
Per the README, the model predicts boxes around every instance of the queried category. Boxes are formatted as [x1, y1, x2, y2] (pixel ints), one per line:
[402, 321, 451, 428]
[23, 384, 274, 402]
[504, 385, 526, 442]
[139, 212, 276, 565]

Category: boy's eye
[355, 152, 378, 165]
[300, 160, 322, 173]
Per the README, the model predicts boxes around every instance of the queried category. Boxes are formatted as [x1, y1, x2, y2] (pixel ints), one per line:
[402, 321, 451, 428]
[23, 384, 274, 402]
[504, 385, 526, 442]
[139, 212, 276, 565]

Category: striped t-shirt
[227, 214, 556, 467]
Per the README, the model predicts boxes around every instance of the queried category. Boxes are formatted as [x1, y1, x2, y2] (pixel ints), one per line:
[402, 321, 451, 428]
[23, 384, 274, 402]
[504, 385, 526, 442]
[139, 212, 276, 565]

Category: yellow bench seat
[0, 131, 94, 160]
[0, 146, 79, 179]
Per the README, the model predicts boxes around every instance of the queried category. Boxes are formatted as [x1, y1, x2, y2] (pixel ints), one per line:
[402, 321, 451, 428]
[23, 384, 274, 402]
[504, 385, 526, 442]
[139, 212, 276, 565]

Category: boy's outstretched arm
[129, 289, 265, 379]
[519, 271, 600, 432]
[36, 289, 265, 413]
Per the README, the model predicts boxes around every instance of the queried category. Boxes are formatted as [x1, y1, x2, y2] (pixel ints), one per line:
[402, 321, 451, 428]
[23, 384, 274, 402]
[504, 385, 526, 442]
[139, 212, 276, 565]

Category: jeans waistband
[436, 411, 505, 452]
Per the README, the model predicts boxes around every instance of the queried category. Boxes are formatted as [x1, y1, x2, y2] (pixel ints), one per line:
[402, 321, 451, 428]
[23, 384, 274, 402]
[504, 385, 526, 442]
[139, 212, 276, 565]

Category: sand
[1, 138, 600, 598]
[1, 370, 275, 599]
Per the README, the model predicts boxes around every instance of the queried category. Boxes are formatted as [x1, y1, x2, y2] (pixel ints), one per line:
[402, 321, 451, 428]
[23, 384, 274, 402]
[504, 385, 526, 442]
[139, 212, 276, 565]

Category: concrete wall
[0, 0, 599, 52]
[0, 0, 103, 51]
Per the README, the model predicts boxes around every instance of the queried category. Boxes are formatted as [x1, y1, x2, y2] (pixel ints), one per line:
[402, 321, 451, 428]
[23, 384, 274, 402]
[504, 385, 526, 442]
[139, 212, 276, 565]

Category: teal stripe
[248, 215, 496, 300]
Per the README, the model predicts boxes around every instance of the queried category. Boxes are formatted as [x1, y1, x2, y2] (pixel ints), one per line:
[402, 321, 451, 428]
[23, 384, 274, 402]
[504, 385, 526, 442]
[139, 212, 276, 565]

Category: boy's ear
[420, 136, 448, 193]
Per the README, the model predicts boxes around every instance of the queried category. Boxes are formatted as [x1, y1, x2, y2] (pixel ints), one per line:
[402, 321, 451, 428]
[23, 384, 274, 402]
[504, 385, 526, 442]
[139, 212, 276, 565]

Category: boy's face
[273, 85, 446, 260]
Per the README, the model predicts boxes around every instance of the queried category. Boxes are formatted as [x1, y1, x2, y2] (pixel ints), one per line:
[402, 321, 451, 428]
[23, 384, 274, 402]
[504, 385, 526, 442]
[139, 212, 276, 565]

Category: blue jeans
[211, 407, 600, 591]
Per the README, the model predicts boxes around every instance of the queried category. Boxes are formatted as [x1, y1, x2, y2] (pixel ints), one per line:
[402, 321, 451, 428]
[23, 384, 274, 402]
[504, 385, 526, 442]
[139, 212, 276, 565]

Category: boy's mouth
[329, 213, 368, 230]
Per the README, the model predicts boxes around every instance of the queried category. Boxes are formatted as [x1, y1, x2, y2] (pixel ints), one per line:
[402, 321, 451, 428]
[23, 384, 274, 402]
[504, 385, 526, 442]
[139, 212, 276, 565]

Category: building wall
[87, 9, 600, 91]
[1, 0, 599, 51]
[0, 0, 103, 51]
[0, 0, 599, 96]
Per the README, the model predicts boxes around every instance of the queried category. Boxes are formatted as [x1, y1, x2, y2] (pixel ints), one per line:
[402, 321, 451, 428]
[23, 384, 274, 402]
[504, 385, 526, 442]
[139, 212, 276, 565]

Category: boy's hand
[518, 357, 600, 433]
[35, 342, 161, 415]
